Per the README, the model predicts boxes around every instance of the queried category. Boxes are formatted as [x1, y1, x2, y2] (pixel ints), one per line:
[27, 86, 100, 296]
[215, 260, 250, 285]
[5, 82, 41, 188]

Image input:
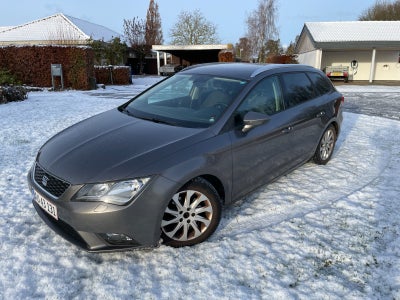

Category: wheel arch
[161, 153, 232, 205]
[177, 174, 227, 205]
[330, 120, 340, 138]
[196, 174, 226, 205]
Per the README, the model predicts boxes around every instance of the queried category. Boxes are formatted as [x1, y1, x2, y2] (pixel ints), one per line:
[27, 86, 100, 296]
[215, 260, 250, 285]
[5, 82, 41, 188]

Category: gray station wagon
[28, 63, 344, 251]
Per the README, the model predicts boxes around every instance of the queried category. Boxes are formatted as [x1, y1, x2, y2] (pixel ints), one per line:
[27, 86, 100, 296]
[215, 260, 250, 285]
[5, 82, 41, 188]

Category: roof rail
[250, 64, 312, 78]
[250, 64, 274, 78]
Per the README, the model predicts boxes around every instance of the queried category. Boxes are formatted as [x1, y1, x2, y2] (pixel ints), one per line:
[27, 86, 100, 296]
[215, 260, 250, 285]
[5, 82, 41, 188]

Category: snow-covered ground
[0, 79, 399, 299]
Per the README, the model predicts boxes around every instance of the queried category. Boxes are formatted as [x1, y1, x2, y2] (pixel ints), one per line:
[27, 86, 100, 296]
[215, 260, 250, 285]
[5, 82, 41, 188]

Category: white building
[0, 13, 120, 46]
[295, 21, 400, 82]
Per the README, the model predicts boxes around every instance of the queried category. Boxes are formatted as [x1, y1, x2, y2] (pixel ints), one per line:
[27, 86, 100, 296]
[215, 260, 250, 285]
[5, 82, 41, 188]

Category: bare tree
[145, 0, 163, 46]
[359, 0, 400, 20]
[124, 17, 147, 74]
[124, 17, 146, 50]
[170, 9, 220, 45]
[246, 0, 278, 62]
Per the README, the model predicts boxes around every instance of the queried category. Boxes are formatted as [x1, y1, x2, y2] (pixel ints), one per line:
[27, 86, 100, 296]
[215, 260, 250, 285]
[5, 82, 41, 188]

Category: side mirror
[242, 111, 270, 133]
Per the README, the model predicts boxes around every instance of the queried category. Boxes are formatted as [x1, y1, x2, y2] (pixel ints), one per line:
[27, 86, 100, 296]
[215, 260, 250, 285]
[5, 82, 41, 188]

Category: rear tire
[313, 125, 337, 165]
[161, 178, 221, 247]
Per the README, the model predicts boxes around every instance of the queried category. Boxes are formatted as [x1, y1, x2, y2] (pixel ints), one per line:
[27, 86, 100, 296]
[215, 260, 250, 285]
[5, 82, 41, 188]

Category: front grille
[34, 163, 70, 198]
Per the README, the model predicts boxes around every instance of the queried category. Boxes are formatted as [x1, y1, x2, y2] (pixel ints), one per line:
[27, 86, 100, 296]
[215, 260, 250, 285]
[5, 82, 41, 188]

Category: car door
[228, 75, 297, 201]
[279, 72, 327, 164]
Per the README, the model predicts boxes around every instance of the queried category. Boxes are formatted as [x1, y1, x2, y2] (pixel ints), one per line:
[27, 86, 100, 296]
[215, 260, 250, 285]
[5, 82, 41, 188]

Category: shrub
[266, 55, 298, 64]
[0, 86, 28, 104]
[94, 66, 131, 85]
[0, 69, 20, 85]
[218, 50, 235, 62]
[0, 46, 95, 90]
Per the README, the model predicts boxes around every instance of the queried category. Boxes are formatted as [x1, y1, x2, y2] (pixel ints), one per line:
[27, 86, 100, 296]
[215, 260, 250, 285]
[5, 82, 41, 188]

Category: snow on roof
[0, 26, 14, 32]
[0, 13, 120, 45]
[64, 14, 120, 41]
[305, 21, 400, 42]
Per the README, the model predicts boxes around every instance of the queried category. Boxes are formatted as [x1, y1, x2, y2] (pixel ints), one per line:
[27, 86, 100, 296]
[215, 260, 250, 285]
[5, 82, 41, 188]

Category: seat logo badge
[42, 175, 49, 187]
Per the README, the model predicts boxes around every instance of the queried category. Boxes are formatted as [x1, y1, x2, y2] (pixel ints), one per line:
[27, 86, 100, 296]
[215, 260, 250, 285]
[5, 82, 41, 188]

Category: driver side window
[237, 76, 284, 116]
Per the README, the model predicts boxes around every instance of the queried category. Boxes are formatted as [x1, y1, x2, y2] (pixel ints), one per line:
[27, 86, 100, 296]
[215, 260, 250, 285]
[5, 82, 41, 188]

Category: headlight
[74, 178, 150, 205]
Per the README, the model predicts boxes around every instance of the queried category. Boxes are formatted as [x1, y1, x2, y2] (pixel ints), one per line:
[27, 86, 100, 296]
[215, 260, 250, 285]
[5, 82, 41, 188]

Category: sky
[1, 0, 378, 47]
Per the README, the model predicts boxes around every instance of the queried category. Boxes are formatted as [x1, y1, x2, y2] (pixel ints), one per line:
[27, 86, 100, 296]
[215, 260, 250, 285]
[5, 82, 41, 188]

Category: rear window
[281, 72, 315, 108]
[307, 72, 334, 96]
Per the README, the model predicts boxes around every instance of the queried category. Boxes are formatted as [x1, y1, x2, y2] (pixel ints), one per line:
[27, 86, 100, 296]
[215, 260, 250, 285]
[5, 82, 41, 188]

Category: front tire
[161, 178, 222, 247]
[313, 125, 337, 165]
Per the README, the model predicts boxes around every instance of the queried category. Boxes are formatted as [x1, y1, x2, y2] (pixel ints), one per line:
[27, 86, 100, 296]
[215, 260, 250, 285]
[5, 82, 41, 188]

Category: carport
[152, 44, 229, 75]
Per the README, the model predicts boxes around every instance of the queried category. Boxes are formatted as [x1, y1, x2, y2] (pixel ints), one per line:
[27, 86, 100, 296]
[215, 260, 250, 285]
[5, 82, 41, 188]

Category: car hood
[37, 108, 208, 184]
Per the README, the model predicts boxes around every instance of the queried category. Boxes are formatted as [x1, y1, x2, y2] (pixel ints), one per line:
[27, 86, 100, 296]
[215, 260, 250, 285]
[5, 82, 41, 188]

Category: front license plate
[331, 72, 343, 76]
[34, 191, 58, 220]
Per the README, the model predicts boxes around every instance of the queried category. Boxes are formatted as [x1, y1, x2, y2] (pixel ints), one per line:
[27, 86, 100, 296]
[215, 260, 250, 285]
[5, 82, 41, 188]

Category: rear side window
[307, 72, 334, 96]
[281, 72, 315, 108]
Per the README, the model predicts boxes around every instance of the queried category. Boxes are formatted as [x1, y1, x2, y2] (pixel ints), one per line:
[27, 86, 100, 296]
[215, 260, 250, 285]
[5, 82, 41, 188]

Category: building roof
[65, 15, 120, 41]
[0, 13, 120, 45]
[153, 45, 229, 51]
[0, 26, 13, 32]
[296, 21, 400, 52]
[306, 21, 400, 42]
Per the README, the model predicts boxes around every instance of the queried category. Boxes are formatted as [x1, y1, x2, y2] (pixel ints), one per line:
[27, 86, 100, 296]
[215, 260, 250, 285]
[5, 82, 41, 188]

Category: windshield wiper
[120, 107, 132, 115]
[139, 115, 177, 126]
[121, 108, 178, 126]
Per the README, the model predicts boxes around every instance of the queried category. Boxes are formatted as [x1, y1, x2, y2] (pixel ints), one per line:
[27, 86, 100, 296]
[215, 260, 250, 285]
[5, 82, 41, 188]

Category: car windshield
[124, 74, 248, 128]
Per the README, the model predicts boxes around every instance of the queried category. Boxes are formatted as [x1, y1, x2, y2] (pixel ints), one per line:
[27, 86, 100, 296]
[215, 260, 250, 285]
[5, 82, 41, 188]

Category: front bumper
[28, 166, 178, 252]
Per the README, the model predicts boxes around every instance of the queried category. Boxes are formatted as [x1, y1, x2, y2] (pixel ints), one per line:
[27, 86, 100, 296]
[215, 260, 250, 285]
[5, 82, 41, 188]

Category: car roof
[180, 62, 318, 80]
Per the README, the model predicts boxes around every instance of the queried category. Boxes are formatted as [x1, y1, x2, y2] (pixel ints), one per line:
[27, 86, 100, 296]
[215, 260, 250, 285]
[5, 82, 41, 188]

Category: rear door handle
[281, 126, 293, 134]
[316, 111, 326, 118]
